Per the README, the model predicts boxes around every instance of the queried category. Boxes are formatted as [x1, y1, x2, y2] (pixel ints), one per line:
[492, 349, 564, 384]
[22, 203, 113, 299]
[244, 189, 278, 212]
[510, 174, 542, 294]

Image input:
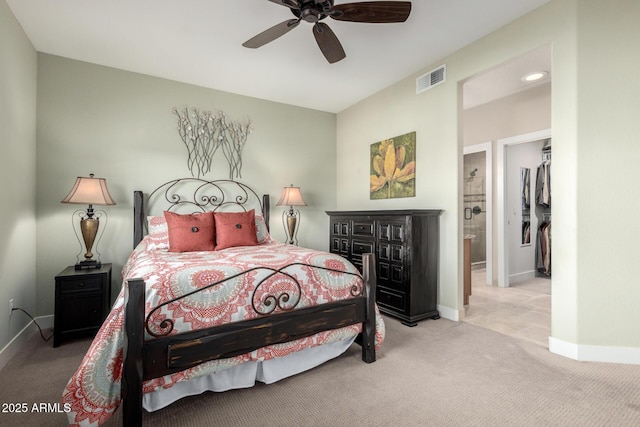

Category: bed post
[262, 194, 270, 232]
[122, 278, 145, 427]
[133, 190, 144, 249]
[361, 253, 376, 363]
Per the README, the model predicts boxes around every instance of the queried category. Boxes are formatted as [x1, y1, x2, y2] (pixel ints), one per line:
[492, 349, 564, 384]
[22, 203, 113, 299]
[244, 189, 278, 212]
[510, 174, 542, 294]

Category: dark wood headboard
[133, 178, 269, 248]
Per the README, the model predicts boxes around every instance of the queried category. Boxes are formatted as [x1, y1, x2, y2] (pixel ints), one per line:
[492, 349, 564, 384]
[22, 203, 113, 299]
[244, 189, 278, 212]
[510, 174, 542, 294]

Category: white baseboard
[36, 314, 54, 329]
[549, 336, 640, 365]
[437, 304, 460, 322]
[0, 315, 54, 370]
[508, 270, 536, 284]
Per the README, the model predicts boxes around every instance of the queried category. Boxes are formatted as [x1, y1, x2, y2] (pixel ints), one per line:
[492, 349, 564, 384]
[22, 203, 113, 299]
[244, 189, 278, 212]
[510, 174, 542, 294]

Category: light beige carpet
[1, 317, 640, 426]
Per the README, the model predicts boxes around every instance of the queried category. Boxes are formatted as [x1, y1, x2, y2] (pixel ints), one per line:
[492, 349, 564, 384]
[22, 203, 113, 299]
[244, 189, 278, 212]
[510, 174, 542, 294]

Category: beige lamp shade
[276, 185, 306, 207]
[61, 174, 116, 206]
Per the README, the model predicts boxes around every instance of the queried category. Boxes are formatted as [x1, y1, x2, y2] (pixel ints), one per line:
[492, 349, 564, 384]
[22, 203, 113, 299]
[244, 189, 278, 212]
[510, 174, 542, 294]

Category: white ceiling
[7, 0, 551, 113]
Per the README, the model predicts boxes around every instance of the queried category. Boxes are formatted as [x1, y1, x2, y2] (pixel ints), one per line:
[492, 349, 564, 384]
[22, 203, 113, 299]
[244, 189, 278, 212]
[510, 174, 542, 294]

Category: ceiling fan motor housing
[293, 1, 334, 22]
[301, 8, 320, 22]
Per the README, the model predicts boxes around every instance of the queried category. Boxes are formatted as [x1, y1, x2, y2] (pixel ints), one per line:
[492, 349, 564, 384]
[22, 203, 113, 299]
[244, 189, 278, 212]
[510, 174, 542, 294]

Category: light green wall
[35, 54, 336, 314]
[575, 0, 640, 345]
[0, 0, 38, 351]
[337, 0, 640, 350]
[337, 63, 460, 315]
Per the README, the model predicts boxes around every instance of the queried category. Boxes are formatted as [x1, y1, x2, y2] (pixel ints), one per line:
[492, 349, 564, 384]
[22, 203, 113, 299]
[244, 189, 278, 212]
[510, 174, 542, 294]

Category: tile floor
[463, 268, 551, 347]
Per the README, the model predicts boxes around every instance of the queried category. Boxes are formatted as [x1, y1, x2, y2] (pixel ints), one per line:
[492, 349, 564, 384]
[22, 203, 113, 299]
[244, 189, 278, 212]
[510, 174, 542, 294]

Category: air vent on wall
[416, 64, 446, 94]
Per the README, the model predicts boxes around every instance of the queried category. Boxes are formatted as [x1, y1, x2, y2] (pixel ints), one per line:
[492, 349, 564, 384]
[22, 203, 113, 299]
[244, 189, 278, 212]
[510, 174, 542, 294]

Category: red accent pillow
[163, 211, 215, 252]
[214, 210, 259, 250]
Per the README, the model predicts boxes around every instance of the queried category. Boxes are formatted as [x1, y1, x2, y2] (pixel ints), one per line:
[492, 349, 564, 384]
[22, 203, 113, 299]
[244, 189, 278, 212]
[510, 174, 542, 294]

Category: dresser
[326, 210, 442, 326]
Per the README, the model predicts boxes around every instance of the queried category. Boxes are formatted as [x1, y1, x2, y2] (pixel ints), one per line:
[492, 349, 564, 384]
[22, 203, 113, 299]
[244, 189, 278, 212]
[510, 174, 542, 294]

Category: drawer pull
[79, 283, 85, 287]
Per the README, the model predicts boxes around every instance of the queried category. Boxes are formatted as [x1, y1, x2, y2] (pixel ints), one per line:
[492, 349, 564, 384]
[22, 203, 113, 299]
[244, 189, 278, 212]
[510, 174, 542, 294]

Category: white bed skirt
[142, 336, 356, 412]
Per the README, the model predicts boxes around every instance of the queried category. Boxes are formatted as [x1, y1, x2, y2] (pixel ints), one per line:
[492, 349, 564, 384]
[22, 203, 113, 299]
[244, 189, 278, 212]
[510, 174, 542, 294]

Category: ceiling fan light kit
[243, 0, 412, 63]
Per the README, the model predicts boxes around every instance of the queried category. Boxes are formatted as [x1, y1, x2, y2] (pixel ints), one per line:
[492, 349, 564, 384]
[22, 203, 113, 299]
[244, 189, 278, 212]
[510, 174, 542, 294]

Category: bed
[62, 178, 383, 427]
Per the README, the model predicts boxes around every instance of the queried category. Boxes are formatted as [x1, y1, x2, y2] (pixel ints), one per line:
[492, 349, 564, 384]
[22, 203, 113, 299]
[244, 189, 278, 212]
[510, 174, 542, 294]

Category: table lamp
[276, 185, 306, 245]
[61, 173, 116, 269]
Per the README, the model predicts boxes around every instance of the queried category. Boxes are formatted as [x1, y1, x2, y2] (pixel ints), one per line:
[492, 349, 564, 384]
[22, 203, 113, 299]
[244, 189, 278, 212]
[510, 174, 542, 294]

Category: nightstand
[54, 263, 112, 347]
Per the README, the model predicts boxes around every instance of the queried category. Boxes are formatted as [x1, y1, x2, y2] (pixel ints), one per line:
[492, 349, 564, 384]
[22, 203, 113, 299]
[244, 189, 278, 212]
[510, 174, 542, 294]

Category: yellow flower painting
[370, 131, 416, 199]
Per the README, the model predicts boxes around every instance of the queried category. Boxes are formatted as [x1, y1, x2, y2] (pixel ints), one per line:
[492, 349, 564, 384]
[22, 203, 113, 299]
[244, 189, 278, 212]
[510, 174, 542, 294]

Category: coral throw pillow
[214, 210, 259, 250]
[164, 211, 215, 252]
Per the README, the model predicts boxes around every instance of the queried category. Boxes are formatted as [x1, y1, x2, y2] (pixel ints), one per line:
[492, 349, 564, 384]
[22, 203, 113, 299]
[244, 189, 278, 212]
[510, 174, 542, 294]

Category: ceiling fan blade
[268, 0, 301, 9]
[313, 22, 346, 64]
[331, 1, 412, 23]
[243, 19, 301, 49]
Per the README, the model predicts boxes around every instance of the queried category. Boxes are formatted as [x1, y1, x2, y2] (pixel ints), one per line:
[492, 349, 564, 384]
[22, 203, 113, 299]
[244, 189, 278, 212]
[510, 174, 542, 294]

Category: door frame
[496, 128, 551, 287]
[463, 142, 492, 286]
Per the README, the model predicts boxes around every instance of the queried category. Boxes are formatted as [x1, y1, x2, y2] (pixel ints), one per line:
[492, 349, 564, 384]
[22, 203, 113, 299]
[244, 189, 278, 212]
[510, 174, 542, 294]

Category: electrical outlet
[9, 299, 14, 312]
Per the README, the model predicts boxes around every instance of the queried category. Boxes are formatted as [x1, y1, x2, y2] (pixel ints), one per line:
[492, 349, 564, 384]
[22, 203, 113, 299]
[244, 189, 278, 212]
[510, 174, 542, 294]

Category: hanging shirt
[535, 160, 551, 207]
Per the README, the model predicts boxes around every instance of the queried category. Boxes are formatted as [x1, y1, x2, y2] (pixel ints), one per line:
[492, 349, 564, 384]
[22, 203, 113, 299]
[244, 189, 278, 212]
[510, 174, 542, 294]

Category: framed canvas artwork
[370, 131, 416, 200]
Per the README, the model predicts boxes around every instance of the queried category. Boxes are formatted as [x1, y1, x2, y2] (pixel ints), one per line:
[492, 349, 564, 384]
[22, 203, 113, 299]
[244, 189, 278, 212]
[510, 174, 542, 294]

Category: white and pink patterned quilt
[62, 238, 385, 426]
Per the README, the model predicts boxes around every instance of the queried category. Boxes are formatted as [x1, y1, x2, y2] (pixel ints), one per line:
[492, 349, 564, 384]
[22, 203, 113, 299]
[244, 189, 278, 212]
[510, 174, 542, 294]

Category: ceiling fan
[243, 0, 412, 64]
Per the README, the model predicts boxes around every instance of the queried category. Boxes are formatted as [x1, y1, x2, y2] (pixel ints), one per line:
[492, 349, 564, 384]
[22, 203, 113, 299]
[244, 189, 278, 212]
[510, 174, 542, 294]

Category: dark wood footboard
[121, 253, 377, 426]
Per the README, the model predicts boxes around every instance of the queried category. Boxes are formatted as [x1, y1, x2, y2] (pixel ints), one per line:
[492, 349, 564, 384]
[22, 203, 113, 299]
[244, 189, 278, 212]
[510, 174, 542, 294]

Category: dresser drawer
[352, 240, 375, 256]
[376, 287, 405, 311]
[59, 277, 103, 293]
[352, 221, 375, 237]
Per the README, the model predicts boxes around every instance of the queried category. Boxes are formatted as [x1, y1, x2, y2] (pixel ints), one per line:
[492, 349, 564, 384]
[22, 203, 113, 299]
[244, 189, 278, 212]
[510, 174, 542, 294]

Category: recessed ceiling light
[522, 71, 549, 82]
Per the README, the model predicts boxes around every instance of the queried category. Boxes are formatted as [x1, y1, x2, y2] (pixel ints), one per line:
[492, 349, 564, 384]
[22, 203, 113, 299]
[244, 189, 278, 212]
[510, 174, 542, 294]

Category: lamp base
[75, 260, 102, 271]
[282, 208, 301, 245]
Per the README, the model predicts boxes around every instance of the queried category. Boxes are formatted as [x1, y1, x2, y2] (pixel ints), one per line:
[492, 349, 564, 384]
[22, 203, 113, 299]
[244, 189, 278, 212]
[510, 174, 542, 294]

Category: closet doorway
[497, 129, 551, 288]
[460, 45, 551, 346]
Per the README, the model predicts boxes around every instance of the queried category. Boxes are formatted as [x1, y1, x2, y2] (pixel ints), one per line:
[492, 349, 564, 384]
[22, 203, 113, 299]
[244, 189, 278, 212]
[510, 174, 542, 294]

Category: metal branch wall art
[172, 106, 252, 179]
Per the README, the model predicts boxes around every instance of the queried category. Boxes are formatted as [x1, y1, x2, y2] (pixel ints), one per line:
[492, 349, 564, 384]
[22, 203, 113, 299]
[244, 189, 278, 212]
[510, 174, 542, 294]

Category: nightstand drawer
[60, 277, 103, 293]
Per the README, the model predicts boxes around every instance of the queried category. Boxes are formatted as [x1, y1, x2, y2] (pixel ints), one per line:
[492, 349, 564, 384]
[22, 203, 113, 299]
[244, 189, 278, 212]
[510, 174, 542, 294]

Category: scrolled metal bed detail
[144, 262, 365, 338]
